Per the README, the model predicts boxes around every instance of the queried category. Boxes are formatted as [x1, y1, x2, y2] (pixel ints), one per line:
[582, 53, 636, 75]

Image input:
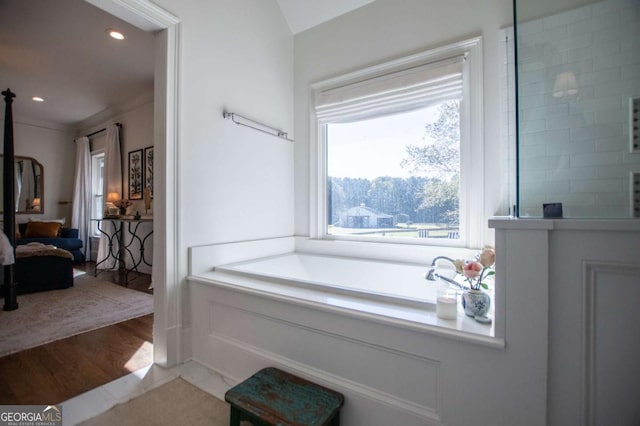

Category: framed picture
[128, 149, 143, 200]
[144, 146, 154, 198]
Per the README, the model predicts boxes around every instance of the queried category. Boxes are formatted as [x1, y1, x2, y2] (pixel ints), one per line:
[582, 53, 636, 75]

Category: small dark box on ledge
[543, 202, 563, 218]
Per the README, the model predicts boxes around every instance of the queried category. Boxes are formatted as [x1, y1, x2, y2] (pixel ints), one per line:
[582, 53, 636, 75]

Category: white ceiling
[0, 0, 373, 128]
[277, 0, 375, 34]
[0, 0, 155, 128]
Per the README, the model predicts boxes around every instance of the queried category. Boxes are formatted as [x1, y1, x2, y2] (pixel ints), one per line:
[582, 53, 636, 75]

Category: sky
[327, 104, 441, 179]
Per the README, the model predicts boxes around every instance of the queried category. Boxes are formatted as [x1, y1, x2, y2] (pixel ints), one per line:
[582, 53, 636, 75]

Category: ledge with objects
[189, 236, 503, 347]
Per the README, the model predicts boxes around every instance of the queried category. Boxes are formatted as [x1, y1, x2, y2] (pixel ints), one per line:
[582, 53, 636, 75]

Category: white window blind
[315, 56, 464, 122]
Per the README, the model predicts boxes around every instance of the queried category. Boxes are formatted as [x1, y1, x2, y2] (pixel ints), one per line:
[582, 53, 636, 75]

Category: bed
[14, 243, 74, 294]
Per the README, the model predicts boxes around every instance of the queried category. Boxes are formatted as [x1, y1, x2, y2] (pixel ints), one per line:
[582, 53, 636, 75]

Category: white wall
[0, 120, 76, 223]
[517, 0, 640, 217]
[154, 0, 294, 250]
[80, 94, 154, 214]
[148, 0, 293, 359]
[120, 98, 154, 215]
[293, 0, 513, 245]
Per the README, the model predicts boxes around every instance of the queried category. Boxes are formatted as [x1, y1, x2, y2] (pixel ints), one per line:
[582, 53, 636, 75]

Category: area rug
[79, 378, 231, 426]
[0, 274, 153, 357]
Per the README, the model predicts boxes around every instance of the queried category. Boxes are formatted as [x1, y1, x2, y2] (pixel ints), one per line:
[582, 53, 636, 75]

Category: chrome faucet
[425, 256, 466, 289]
[426, 256, 456, 280]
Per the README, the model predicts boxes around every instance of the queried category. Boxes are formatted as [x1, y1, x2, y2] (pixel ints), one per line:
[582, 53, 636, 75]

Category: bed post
[3, 89, 18, 311]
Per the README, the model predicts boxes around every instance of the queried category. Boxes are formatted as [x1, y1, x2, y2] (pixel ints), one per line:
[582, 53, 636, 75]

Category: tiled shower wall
[517, 0, 640, 218]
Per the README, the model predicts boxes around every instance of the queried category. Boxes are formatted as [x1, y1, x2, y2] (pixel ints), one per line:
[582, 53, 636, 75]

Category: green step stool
[225, 367, 344, 426]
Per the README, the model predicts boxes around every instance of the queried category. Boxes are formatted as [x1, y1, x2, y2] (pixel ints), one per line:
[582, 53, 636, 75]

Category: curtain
[71, 136, 91, 258]
[97, 125, 122, 270]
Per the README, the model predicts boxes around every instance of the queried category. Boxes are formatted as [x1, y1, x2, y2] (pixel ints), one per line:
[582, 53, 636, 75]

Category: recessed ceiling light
[32, 96, 44, 102]
[107, 29, 125, 40]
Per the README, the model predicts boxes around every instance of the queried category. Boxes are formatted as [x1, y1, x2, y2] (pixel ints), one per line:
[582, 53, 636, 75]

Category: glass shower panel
[515, 0, 640, 218]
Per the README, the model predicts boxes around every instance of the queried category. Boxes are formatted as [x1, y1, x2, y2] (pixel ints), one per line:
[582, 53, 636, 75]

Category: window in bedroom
[91, 152, 105, 236]
[312, 37, 484, 248]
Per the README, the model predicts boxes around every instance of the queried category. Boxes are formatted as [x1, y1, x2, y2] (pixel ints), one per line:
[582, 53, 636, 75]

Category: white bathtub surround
[188, 219, 640, 424]
[190, 237, 498, 342]
[187, 231, 552, 426]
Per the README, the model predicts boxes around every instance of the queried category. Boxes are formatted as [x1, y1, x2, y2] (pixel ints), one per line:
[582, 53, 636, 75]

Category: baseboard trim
[181, 325, 192, 361]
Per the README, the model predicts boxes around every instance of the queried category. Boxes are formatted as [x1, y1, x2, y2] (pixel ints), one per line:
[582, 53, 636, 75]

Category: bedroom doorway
[85, 0, 181, 367]
[0, 0, 181, 404]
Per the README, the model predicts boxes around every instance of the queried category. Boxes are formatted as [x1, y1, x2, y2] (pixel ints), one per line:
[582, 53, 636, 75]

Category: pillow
[60, 228, 78, 238]
[24, 221, 62, 238]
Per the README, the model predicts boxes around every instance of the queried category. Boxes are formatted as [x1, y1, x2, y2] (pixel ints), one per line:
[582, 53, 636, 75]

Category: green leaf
[486, 271, 495, 277]
[480, 283, 489, 290]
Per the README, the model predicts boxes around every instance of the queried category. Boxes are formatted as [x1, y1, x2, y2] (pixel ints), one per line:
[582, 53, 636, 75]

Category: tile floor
[62, 361, 233, 425]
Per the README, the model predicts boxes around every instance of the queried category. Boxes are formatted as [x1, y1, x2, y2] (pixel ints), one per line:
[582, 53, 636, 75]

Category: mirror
[0, 155, 44, 214]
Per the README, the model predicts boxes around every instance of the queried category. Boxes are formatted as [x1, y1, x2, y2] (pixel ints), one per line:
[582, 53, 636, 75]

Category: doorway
[86, 0, 181, 368]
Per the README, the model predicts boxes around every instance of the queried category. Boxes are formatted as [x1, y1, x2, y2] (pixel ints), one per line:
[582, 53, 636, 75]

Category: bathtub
[214, 253, 453, 308]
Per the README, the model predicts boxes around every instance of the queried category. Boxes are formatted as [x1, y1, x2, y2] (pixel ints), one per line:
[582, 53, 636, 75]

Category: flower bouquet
[453, 246, 495, 319]
[113, 199, 133, 215]
[454, 246, 495, 290]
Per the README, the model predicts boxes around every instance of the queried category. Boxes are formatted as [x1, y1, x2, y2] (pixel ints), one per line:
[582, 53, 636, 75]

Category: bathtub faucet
[425, 256, 466, 289]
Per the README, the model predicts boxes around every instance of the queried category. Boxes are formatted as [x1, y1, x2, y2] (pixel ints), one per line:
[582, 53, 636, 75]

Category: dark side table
[225, 367, 344, 426]
[92, 218, 153, 285]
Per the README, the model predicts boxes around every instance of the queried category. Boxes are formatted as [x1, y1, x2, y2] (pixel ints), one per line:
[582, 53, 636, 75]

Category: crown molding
[85, 0, 179, 32]
[2, 115, 76, 134]
[76, 90, 154, 136]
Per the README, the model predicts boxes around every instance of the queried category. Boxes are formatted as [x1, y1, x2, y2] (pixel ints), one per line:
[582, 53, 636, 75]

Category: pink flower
[463, 261, 483, 279]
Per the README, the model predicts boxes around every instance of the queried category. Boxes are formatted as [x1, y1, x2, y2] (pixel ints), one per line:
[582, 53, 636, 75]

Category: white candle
[436, 296, 458, 320]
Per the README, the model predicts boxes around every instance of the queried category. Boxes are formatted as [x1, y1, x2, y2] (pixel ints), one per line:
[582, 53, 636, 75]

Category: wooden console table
[92, 218, 153, 285]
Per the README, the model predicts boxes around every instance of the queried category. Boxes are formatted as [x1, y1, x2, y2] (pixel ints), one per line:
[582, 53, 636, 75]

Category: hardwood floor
[0, 264, 154, 405]
[0, 314, 153, 405]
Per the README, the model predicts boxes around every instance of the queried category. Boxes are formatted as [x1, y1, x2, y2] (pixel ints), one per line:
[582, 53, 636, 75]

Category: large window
[312, 37, 484, 248]
[327, 100, 461, 240]
[91, 152, 105, 236]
